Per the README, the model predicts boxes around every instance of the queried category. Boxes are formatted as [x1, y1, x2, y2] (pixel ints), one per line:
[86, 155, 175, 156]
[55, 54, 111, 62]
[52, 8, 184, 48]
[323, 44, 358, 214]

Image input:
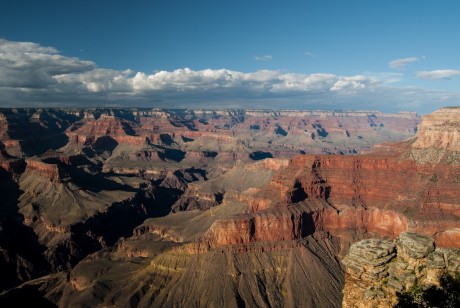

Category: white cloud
[0, 39, 57, 54]
[331, 75, 378, 94]
[0, 39, 459, 113]
[254, 55, 272, 61]
[0, 39, 95, 88]
[388, 57, 420, 70]
[272, 73, 336, 92]
[304, 51, 316, 57]
[415, 69, 460, 80]
[54, 68, 134, 93]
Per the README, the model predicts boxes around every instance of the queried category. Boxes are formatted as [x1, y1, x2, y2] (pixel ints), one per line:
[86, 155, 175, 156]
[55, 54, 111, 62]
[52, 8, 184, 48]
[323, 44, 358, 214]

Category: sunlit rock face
[0, 108, 421, 159]
[1, 107, 460, 308]
[409, 107, 460, 165]
[412, 107, 460, 151]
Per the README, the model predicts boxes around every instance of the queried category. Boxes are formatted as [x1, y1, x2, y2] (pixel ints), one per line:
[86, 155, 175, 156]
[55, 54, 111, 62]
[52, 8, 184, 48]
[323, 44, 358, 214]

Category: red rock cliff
[199, 108, 459, 251]
[412, 107, 460, 151]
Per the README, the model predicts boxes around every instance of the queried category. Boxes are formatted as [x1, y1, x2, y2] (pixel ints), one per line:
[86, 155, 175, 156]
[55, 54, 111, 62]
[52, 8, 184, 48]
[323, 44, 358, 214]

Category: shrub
[395, 272, 460, 307]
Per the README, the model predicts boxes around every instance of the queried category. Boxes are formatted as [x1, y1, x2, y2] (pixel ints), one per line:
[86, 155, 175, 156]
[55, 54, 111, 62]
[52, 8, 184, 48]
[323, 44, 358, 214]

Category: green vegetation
[395, 272, 460, 307]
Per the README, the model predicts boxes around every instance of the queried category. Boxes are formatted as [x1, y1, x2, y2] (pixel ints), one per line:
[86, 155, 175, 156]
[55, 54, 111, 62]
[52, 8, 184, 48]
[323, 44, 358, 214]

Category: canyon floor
[0, 107, 458, 307]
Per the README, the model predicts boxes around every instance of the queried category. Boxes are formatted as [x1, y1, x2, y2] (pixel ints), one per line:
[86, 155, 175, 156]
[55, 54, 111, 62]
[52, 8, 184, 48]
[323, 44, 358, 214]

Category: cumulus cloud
[0, 39, 458, 113]
[388, 57, 420, 70]
[330, 75, 378, 94]
[0, 39, 95, 88]
[54, 68, 134, 93]
[254, 55, 272, 61]
[415, 69, 460, 80]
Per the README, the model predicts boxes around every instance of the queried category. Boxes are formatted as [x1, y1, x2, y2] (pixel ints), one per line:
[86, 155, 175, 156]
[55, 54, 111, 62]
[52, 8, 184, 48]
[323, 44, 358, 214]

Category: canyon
[0, 107, 458, 307]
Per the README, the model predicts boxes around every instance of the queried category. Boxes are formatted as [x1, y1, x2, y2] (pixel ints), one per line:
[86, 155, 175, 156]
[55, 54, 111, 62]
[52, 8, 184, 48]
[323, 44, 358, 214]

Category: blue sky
[0, 0, 459, 113]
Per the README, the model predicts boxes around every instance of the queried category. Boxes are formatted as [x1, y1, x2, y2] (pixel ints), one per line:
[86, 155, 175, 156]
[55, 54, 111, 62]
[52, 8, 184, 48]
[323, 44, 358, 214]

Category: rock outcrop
[1, 107, 459, 308]
[412, 107, 460, 151]
[0, 108, 420, 162]
[0, 108, 78, 157]
[342, 232, 460, 307]
[408, 106, 460, 165]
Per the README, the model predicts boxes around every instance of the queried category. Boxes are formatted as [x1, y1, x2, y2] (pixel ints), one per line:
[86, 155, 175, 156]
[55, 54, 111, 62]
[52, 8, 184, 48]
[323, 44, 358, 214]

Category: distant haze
[0, 1, 459, 114]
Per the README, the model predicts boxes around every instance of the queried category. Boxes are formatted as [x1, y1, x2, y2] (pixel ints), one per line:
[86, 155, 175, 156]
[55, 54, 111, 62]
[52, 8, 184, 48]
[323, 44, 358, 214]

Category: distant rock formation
[412, 107, 460, 152]
[0, 108, 420, 160]
[404, 106, 460, 166]
[2, 107, 460, 308]
[342, 232, 460, 307]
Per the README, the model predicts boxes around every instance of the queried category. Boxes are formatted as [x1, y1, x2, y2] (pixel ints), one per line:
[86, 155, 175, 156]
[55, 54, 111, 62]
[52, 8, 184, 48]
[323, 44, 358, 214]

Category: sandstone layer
[342, 232, 460, 307]
[0, 107, 458, 308]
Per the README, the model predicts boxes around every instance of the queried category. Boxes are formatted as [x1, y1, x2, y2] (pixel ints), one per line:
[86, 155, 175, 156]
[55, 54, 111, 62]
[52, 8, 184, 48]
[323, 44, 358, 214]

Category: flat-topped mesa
[412, 107, 460, 151]
[233, 110, 419, 135]
[198, 205, 318, 249]
[21, 152, 94, 182]
[24, 158, 69, 182]
[66, 114, 146, 146]
[222, 109, 419, 118]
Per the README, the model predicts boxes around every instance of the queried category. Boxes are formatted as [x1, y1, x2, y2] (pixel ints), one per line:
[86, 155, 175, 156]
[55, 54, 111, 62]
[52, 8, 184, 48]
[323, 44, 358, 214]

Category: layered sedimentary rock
[342, 232, 460, 307]
[37, 105, 454, 307]
[66, 114, 145, 146]
[0, 108, 420, 161]
[412, 107, 460, 151]
[232, 107, 460, 251]
[0, 109, 78, 156]
[2, 149, 200, 277]
[1, 107, 459, 308]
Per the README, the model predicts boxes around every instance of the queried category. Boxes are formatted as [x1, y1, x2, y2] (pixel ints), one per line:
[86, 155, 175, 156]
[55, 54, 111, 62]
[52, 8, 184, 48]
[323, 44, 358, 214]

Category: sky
[0, 0, 459, 113]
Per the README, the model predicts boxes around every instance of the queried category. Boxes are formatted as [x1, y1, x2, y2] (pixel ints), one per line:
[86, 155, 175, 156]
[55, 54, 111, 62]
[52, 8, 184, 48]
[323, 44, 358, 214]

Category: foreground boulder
[342, 232, 460, 307]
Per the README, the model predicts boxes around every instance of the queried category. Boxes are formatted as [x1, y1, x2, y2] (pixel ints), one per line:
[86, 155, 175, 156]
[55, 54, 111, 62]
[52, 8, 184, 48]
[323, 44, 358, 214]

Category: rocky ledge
[409, 107, 460, 164]
[412, 107, 460, 152]
[342, 231, 460, 307]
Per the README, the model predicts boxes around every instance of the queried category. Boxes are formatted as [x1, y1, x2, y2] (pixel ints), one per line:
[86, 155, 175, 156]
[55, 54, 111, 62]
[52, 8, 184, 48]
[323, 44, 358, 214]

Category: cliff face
[102, 104, 457, 307]
[24, 159, 67, 182]
[407, 107, 460, 165]
[0, 109, 78, 157]
[0, 107, 458, 308]
[234, 107, 460, 251]
[0, 108, 420, 160]
[287, 154, 459, 246]
[342, 232, 460, 307]
[209, 147, 459, 253]
[66, 114, 147, 146]
[412, 107, 460, 151]
[204, 207, 316, 246]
